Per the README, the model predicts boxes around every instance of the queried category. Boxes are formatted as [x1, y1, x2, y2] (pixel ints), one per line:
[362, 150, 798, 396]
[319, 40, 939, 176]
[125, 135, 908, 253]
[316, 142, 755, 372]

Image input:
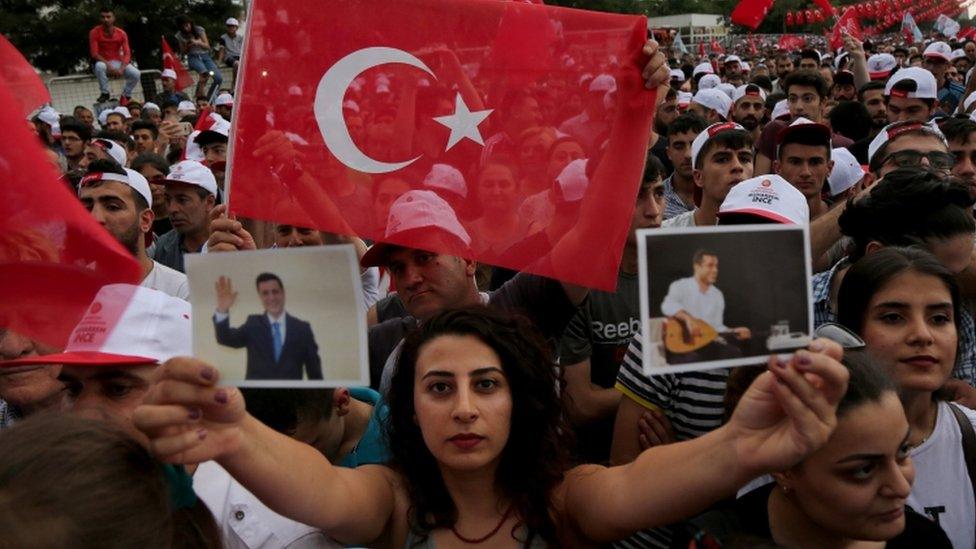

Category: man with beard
[731, 84, 766, 142]
[942, 118, 976, 202]
[649, 88, 679, 173]
[79, 160, 189, 299]
[662, 113, 707, 219]
[831, 71, 856, 101]
[772, 52, 794, 93]
[846, 81, 888, 164]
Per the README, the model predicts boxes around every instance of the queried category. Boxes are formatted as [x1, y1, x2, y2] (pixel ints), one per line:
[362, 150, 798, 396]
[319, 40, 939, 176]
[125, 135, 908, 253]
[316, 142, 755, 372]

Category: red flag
[748, 34, 758, 55]
[710, 38, 725, 53]
[732, 0, 775, 30]
[0, 34, 50, 118]
[812, 0, 836, 16]
[777, 34, 806, 51]
[162, 36, 194, 91]
[0, 79, 141, 349]
[698, 41, 706, 56]
[830, 8, 863, 50]
[228, 0, 655, 291]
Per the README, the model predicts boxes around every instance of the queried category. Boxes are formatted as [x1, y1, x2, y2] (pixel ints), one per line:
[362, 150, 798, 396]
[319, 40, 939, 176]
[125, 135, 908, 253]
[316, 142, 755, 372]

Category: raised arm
[133, 357, 398, 545]
[560, 340, 847, 543]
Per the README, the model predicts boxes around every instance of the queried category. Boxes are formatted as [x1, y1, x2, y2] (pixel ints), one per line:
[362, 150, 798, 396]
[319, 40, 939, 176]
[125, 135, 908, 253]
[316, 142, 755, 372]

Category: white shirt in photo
[660, 276, 728, 331]
[141, 260, 190, 301]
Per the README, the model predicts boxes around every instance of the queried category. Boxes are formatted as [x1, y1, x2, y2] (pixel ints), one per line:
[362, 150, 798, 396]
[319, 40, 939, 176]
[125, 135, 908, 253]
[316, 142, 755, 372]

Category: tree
[1, 0, 238, 75]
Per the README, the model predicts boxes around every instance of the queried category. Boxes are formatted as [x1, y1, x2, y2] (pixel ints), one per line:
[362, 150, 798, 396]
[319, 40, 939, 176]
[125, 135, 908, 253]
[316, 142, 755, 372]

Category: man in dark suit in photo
[213, 273, 323, 380]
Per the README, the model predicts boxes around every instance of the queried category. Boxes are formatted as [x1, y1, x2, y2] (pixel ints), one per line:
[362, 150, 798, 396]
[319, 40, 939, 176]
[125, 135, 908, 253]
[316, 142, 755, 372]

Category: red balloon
[815, 9, 825, 21]
[805, 9, 814, 22]
[786, 11, 795, 25]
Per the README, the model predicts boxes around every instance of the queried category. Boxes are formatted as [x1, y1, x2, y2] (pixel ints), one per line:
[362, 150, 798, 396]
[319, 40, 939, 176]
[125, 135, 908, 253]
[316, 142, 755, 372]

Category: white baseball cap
[776, 117, 832, 158]
[177, 100, 197, 114]
[554, 158, 589, 202]
[0, 284, 191, 367]
[423, 164, 467, 199]
[732, 83, 767, 103]
[724, 55, 742, 65]
[698, 74, 721, 90]
[589, 74, 617, 93]
[35, 106, 60, 136]
[716, 83, 736, 99]
[691, 88, 732, 120]
[740, 61, 751, 72]
[952, 49, 967, 61]
[884, 66, 938, 100]
[226, 17, 240, 26]
[677, 91, 693, 108]
[866, 54, 898, 80]
[867, 121, 946, 164]
[163, 160, 218, 195]
[771, 99, 790, 120]
[90, 138, 128, 167]
[828, 148, 866, 196]
[691, 121, 747, 169]
[193, 113, 231, 143]
[80, 168, 153, 208]
[924, 41, 952, 62]
[669, 69, 686, 82]
[142, 102, 161, 113]
[693, 62, 714, 77]
[111, 106, 131, 119]
[214, 93, 234, 107]
[834, 51, 850, 72]
[718, 175, 809, 225]
[360, 189, 471, 268]
[161, 68, 178, 80]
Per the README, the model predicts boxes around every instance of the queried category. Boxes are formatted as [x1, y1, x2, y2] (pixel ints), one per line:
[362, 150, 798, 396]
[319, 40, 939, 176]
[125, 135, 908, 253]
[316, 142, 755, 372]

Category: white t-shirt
[193, 461, 343, 549]
[141, 260, 190, 300]
[908, 401, 976, 549]
[662, 209, 697, 228]
[660, 277, 728, 331]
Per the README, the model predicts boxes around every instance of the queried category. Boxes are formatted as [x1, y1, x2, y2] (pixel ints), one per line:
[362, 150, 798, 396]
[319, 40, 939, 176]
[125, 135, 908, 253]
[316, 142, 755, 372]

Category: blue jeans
[186, 53, 223, 99]
[93, 60, 140, 96]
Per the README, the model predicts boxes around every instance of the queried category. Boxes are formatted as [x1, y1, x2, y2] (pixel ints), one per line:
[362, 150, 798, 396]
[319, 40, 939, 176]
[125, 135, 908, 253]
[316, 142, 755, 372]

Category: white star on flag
[433, 93, 493, 151]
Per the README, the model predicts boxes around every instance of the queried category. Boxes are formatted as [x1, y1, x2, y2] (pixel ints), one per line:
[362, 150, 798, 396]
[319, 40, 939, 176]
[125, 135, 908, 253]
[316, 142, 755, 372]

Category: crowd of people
[7, 4, 976, 548]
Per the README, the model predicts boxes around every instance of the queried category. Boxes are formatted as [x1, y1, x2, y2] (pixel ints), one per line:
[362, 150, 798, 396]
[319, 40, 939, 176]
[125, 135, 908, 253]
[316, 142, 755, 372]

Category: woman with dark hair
[837, 247, 976, 548]
[175, 15, 223, 100]
[679, 351, 951, 548]
[134, 307, 848, 548]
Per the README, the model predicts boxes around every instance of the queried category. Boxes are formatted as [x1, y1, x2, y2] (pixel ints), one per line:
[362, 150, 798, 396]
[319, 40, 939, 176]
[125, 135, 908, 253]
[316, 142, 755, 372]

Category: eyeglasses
[814, 322, 866, 350]
[881, 150, 955, 171]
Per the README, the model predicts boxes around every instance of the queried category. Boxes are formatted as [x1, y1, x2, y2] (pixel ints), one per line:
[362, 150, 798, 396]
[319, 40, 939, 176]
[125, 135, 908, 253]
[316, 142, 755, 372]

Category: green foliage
[0, 0, 238, 75]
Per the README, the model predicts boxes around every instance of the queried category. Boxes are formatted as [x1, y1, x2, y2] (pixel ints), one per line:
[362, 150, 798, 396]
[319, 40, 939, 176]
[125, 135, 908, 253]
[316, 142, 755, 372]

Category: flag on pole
[162, 36, 194, 91]
[902, 12, 923, 44]
[731, 0, 775, 30]
[0, 78, 141, 349]
[227, 0, 656, 291]
[830, 8, 863, 50]
[0, 34, 50, 118]
[936, 14, 961, 38]
[674, 31, 688, 54]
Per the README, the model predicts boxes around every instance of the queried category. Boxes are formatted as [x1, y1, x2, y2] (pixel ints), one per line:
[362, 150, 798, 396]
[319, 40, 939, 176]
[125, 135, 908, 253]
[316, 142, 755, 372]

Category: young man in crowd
[771, 52, 794, 93]
[59, 119, 91, 173]
[218, 17, 244, 82]
[152, 159, 217, 273]
[130, 120, 158, 154]
[73, 105, 96, 130]
[797, 49, 820, 71]
[663, 122, 755, 228]
[846, 81, 887, 163]
[730, 83, 766, 142]
[159, 69, 189, 106]
[662, 113, 707, 220]
[131, 153, 173, 235]
[103, 110, 127, 133]
[79, 160, 189, 299]
[89, 7, 139, 104]
[773, 118, 833, 219]
[884, 66, 939, 123]
[831, 70, 856, 101]
[943, 117, 976, 201]
[924, 41, 965, 113]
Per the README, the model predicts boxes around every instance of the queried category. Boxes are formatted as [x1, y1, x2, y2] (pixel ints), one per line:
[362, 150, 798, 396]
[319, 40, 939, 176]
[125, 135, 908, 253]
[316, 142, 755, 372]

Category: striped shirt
[662, 176, 693, 220]
[613, 332, 730, 548]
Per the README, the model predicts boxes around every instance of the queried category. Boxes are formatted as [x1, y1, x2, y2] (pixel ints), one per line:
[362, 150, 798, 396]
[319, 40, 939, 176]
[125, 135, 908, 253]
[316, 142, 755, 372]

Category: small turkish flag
[830, 8, 862, 50]
[732, 0, 775, 30]
[0, 79, 141, 348]
[228, 0, 656, 291]
[0, 34, 50, 118]
[162, 36, 194, 91]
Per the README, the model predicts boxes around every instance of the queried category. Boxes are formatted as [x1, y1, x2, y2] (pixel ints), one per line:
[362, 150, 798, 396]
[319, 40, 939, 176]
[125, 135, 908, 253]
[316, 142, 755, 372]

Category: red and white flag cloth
[830, 8, 863, 50]
[0, 78, 141, 349]
[162, 36, 194, 91]
[731, 0, 775, 31]
[227, 0, 656, 291]
[0, 33, 50, 118]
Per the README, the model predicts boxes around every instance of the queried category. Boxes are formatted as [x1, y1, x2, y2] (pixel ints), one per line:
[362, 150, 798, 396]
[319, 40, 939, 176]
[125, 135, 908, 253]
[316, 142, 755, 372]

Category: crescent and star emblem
[313, 47, 493, 175]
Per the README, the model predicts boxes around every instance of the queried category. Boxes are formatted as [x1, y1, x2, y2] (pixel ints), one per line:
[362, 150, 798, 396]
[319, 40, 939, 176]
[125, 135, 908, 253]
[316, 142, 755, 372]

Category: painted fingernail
[188, 408, 201, 420]
[197, 428, 207, 440]
[215, 389, 228, 404]
[200, 367, 215, 381]
[797, 352, 812, 366]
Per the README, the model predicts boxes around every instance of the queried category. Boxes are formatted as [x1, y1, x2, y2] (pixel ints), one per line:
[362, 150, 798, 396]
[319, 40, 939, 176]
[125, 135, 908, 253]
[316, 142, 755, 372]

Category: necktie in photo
[272, 321, 283, 362]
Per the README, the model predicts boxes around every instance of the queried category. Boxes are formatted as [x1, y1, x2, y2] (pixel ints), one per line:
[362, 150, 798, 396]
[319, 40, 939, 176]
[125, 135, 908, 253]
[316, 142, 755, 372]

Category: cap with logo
[163, 160, 219, 195]
[360, 190, 471, 268]
[693, 62, 714, 77]
[90, 138, 128, 167]
[80, 168, 153, 208]
[867, 121, 946, 164]
[866, 53, 898, 80]
[718, 175, 809, 225]
[0, 285, 191, 367]
[884, 67, 938, 100]
[691, 88, 732, 120]
[776, 117, 832, 158]
[423, 164, 467, 199]
[828, 148, 867, 196]
[161, 68, 178, 81]
[732, 84, 767, 104]
[690, 121, 747, 169]
[214, 93, 234, 107]
[698, 74, 721, 90]
[923, 41, 952, 63]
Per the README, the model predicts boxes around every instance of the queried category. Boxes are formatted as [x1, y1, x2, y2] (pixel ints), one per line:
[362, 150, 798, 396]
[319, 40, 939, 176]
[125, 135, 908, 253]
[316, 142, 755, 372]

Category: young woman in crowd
[678, 351, 951, 548]
[838, 247, 976, 548]
[135, 306, 848, 548]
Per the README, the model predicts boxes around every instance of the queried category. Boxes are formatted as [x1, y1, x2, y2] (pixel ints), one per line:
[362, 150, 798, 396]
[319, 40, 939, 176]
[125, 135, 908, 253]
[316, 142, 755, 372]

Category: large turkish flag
[0, 34, 50, 119]
[227, 0, 655, 291]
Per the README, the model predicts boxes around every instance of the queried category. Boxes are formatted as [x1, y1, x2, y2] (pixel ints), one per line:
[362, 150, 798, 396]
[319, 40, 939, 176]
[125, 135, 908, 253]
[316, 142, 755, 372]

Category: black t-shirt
[672, 483, 953, 549]
[488, 230, 552, 291]
[848, 136, 871, 166]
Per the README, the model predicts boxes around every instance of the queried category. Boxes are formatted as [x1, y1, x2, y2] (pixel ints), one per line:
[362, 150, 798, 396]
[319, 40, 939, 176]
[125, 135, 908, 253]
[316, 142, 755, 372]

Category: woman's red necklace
[451, 504, 515, 544]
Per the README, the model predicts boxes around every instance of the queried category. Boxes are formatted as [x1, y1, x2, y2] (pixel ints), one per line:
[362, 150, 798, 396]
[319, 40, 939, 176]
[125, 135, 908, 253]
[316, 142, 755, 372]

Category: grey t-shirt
[219, 32, 244, 58]
[177, 26, 209, 55]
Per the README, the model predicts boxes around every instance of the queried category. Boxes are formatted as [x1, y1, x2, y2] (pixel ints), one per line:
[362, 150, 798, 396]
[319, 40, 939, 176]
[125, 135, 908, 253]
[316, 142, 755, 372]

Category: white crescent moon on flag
[314, 47, 434, 174]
